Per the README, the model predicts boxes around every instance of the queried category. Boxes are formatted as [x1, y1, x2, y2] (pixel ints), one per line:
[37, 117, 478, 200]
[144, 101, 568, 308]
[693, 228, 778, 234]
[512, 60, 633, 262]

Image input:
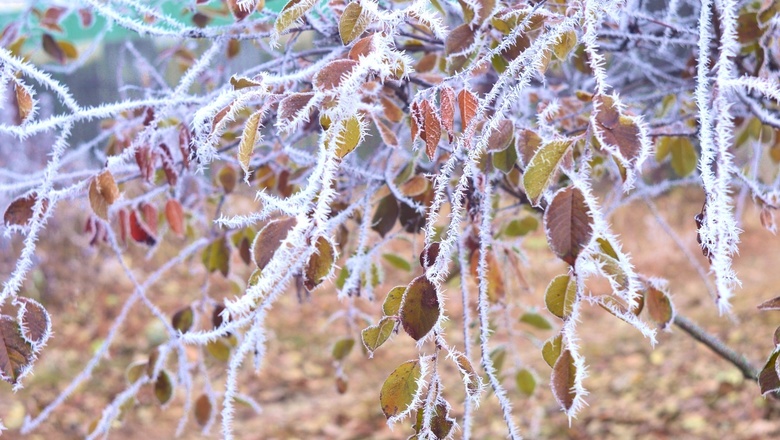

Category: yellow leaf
[334, 115, 363, 158]
[238, 110, 263, 175]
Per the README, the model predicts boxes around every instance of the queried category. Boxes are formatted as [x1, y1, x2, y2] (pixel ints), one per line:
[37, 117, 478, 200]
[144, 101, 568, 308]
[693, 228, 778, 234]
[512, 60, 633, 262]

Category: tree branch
[673, 314, 758, 380]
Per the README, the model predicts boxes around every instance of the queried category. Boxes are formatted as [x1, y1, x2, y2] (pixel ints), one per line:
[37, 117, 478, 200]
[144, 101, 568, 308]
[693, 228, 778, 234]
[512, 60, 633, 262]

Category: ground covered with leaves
[1, 188, 779, 439]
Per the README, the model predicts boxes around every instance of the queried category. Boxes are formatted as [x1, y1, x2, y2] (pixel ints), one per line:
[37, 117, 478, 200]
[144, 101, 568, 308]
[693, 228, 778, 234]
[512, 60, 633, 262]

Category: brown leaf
[303, 236, 335, 291]
[252, 217, 297, 270]
[421, 99, 441, 160]
[278, 92, 314, 127]
[381, 96, 403, 123]
[400, 275, 440, 341]
[646, 286, 674, 330]
[227, 0, 258, 21]
[88, 170, 120, 220]
[16, 298, 51, 349]
[140, 202, 158, 236]
[348, 35, 374, 60]
[41, 33, 65, 64]
[551, 349, 577, 411]
[445, 24, 475, 56]
[375, 118, 398, 147]
[13, 81, 33, 125]
[758, 296, 780, 311]
[486, 118, 514, 152]
[458, 89, 478, 131]
[371, 194, 398, 237]
[154, 370, 174, 405]
[544, 186, 593, 266]
[440, 86, 456, 140]
[759, 350, 780, 396]
[194, 394, 212, 427]
[4, 193, 47, 227]
[313, 59, 358, 91]
[0, 315, 34, 384]
[165, 199, 185, 236]
[594, 95, 642, 163]
[410, 101, 423, 142]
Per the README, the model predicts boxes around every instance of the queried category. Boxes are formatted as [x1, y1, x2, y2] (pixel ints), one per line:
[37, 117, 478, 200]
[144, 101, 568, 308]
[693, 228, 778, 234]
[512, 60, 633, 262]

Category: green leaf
[492, 139, 518, 173]
[335, 115, 363, 158]
[523, 140, 572, 204]
[361, 317, 395, 354]
[515, 368, 536, 396]
[383, 286, 406, 316]
[332, 337, 355, 361]
[125, 361, 147, 384]
[383, 254, 411, 272]
[206, 339, 231, 362]
[380, 360, 422, 419]
[252, 217, 296, 270]
[490, 346, 507, 376]
[596, 237, 619, 259]
[670, 137, 698, 177]
[504, 216, 538, 237]
[154, 370, 174, 405]
[201, 235, 230, 277]
[545, 275, 576, 320]
[542, 333, 563, 367]
[400, 276, 440, 341]
[372, 194, 399, 237]
[519, 312, 553, 330]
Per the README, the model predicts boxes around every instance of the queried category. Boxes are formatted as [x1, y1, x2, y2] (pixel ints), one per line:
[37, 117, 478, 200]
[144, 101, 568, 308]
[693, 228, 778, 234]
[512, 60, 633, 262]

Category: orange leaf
[421, 100, 441, 160]
[165, 199, 185, 236]
[458, 89, 478, 132]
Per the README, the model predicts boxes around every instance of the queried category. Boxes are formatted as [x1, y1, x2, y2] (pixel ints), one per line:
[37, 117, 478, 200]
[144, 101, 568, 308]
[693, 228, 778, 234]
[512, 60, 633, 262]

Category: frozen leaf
[362, 317, 394, 353]
[227, 0, 258, 21]
[252, 217, 296, 270]
[421, 100, 441, 160]
[542, 333, 563, 367]
[519, 312, 553, 330]
[545, 275, 576, 320]
[383, 286, 406, 316]
[383, 254, 411, 272]
[313, 59, 358, 91]
[445, 24, 475, 57]
[277, 92, 314, 127]
[759, 350, 780, 396]
[339, 2, 368, 45]
[597, 237, 619, 259]
[414, 402, 454, 439]
[758, 296, 780, 311]
[202, 236, 230, 277]
[165, 199, 185, 236]
[504, 216, 538, 237]
[304, 237, 335, 291]
[375, 118, 398, 147]
[13, 81, 33, 124]
[172, 306, 193, 333]
[332, 338, 355, 361]
[458, 89, 478, 130]
[419, 242, 440, 269]
[230, 76, 262, 90]
[194, 394, 212, 427]
[516, 368, 536, 396]
[335, 115, 363, 158]
[553, 30, 578, 60]
[486, 119, 514, 152]
[238, 110, 263, 175]
[516, 129, 542, 165]
[545, 186, 593, 266]
[379, 360, 422, 418]
[154, 370, 174, 405]
[646, 286, 674, 330]
[4, 193, 46, 227]
[523, 140, 572, 205]
[551, 349, 577, 411]
[275, 0, 316, 34]
[400, 276, 440, 341]
[594, 95, 642, 163]
[88, 170, 120, 220]
[16, 298, 51, 349]
[371, 195, 398, 237]
[454, 353, 481, 398]
[440, 86, 456, 139]
[348, 35, 374, 60]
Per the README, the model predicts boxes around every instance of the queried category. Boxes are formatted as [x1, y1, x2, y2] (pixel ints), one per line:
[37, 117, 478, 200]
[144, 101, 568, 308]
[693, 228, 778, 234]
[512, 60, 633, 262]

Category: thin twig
[673, 314, 758, 380]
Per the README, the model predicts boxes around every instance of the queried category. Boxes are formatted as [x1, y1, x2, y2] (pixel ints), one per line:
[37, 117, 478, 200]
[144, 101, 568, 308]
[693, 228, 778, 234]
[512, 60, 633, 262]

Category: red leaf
[458, 89, 478, 132]
[129, 210, 156, 246]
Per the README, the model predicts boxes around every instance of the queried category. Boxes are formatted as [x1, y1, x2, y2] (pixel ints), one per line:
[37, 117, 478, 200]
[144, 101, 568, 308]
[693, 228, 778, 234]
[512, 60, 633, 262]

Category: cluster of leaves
[0, 0, 779, 439]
